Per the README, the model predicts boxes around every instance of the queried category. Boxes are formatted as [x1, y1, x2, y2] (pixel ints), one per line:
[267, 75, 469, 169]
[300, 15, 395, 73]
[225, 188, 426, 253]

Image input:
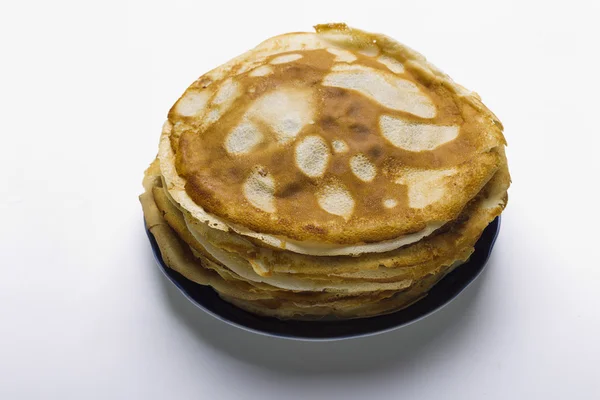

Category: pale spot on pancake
[295, 135, 330, 178]
[248, 87, 314, 144]
[243, 167, 276, 213]
[202, 109, 221, 129]
[249, 65, 273, 77]
[225, 121, 263, 155]
[396, 168, 456, 208]
[317, 184, 355, 220]
[332, 139, 349, 153]
[213, 78, 240, 105]
[236, 57, 266, 75]
[317, 31, 353, 47]
[349, 153, 376, 182]
[323, 65, 436, 118]
[357, 45, 379, 57]
[377, 55, 405, 74]
[330, 63, 359, 72]
[383, 198, 398, 208]
[174, 90, 210, 117]
[202, 79, 241, 129]
[270, 53, 303, 64]
[380, 115, 459, 151]
[326, 47, 357, 62]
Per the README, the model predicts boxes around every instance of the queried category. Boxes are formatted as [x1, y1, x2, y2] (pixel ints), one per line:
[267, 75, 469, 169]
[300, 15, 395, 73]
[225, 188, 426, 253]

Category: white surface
[1, 0, 600, 398]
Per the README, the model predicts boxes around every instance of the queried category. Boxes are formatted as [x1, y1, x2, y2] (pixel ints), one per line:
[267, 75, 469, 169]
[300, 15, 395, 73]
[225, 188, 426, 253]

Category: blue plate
[147, 217, 500, 341]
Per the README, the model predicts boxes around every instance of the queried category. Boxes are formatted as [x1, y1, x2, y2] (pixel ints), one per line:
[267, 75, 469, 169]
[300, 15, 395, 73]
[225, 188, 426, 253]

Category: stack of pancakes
[140, 23, 510, 320]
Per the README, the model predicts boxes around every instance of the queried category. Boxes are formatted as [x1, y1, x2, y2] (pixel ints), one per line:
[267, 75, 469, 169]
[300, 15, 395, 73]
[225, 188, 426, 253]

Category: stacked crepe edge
[140, 150, 508, 320]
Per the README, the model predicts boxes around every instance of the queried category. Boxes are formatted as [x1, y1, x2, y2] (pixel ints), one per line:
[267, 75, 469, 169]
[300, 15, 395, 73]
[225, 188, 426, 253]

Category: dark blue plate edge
[146, 217, 501, 341]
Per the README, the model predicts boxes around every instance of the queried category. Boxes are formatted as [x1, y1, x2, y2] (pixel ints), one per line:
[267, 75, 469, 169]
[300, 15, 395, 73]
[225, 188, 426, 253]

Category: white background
[1, 0, 599, 398]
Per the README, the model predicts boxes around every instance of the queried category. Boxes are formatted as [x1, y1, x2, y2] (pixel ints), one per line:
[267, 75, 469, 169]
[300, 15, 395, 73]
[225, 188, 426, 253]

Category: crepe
[159, 23, 505, 256]
[140, 23, 510, 320]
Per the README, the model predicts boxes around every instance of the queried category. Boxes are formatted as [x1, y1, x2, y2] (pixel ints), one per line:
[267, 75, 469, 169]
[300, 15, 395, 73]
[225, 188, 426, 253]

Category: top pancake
[161, 23, 505, 249]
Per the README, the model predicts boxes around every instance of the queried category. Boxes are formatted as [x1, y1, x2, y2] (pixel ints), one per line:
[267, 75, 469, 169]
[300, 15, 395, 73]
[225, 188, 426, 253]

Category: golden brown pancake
[159, 23, 505, 254]
[141, 23, 510, 320]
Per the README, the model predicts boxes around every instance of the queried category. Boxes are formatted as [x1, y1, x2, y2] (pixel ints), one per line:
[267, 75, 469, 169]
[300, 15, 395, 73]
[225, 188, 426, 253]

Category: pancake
[159, 23, 505, 256]
[141, 23, 510, 320]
